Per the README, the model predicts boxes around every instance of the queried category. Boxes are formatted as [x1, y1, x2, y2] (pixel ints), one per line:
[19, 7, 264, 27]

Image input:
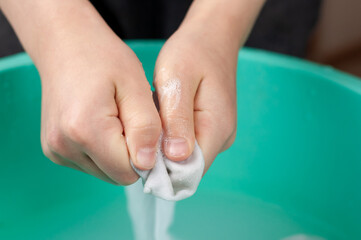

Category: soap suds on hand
[158, 67, 182, 112]
[125, 68, 203, 239]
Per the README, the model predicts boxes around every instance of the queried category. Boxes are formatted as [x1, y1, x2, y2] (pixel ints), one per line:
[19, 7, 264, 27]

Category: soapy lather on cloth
[131, 136, 204, 201]
[130, 82, 205, 201]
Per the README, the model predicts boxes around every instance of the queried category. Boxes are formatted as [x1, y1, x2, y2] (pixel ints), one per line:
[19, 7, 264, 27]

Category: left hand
[154, 20, 239, 173]
[153, 0, 264, 173]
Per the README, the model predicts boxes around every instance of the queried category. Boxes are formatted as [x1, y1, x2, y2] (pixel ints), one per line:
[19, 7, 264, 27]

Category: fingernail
[137, 148, 156, 169]
[165, 137, 189, 158]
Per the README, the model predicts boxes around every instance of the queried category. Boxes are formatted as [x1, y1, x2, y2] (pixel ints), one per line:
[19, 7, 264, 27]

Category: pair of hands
[0, 0, 264, 185]
[0, 0, 265, 186]
[40, 21, 238, 185]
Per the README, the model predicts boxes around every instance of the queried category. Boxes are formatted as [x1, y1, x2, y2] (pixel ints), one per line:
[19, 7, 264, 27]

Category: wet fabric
[131, 139, 204, 201]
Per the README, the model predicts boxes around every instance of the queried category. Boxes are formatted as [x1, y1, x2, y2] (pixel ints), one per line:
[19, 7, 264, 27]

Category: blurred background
[307, 0, 361, 77]
[0, 0, 360, 77]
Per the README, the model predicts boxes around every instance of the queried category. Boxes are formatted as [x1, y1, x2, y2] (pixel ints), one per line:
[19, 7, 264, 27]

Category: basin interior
[0, 41, 361, 240]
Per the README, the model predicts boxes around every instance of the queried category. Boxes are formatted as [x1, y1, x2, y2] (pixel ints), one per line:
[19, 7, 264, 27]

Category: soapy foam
[157, 69, 190, 138]
[158, 68, 182, 112]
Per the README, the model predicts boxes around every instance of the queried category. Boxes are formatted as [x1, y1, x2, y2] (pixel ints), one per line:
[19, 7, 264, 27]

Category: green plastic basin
[1, 41, 361, 240]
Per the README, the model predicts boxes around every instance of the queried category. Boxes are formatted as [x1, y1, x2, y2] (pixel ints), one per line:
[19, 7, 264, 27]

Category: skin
[0, 0, 265, 184]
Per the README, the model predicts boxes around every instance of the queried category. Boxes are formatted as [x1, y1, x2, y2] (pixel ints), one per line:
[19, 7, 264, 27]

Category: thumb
[117, 75, 162, 170]
[154, 68, 199, 161]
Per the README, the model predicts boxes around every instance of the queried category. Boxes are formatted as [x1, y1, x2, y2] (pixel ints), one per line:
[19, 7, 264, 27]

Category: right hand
[39, 17, 161, 185]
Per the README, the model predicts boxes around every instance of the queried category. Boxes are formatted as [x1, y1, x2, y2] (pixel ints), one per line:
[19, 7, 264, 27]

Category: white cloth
[126, 180, 175, 240]
[131, 141, 205, 201]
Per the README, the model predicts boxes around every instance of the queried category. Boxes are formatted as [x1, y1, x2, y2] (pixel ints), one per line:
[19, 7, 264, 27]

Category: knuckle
[165, 113, 193, 136]
[128, 115, 162, 135]
[45, 128, 65, 154]
[166, 113, 192, 126]
[61, 114, 90, 146]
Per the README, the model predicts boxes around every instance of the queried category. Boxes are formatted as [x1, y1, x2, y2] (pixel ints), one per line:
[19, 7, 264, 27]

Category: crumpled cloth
[131, 140, 204, 201]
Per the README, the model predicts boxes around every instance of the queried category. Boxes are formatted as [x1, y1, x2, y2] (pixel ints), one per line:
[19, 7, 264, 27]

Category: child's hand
[32, 3, 162, 185]
[1, 0, 264, 181]
[40, 40, 162, 185]
[154, 26, 238, 173]
[40, 39, 162, 185]
[154, 0, 264, 172]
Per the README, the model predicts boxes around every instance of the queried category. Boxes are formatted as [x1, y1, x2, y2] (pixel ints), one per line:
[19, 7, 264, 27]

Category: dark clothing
[90, 0, 193, 39]
[0, 0, 322, 58]
[0, 12, 23, 57]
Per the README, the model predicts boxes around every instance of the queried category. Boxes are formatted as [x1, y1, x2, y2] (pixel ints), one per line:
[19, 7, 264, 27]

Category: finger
[194, 110, 224, 173]
[42, 126, 119, 183]
[56, 105, 139, 185]
[47, 151, 85, 172]
[46, 150, 118, 185]
[154, 67, 199, 161]
[116, 73, 162, 170]
[78, 116, 140, 185]
[193, 80, 237, 173]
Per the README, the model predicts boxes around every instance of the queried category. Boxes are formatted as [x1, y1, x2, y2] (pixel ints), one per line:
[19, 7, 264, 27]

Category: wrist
[179, 0, 265, 51]
[31, 1, 116, 73]
[1, 0, 118, 74]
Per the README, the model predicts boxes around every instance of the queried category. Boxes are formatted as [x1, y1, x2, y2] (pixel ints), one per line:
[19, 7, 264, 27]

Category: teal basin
[1, 41, 361, 240]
